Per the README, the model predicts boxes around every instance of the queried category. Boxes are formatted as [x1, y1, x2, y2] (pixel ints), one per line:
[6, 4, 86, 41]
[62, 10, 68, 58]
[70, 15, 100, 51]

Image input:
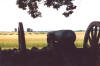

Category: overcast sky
[0, 0, 100, 31]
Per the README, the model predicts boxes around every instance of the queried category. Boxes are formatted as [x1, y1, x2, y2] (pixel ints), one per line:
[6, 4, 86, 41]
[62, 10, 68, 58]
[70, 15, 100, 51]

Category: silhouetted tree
[16, 0, 76, 18]
[27, 28, 33, 32]
[14, 28, 17, 32]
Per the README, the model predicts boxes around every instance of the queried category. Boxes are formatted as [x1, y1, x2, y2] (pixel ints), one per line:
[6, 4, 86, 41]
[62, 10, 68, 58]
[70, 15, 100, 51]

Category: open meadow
[0, 32, 85, 49]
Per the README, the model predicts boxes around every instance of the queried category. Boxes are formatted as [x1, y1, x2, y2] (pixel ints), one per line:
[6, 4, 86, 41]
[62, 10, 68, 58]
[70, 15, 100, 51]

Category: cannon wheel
[83, 21, 100, 48]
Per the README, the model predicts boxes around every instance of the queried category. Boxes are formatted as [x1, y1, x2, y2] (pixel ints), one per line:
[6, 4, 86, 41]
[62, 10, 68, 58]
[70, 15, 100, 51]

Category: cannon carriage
[0, 21, 100, 66]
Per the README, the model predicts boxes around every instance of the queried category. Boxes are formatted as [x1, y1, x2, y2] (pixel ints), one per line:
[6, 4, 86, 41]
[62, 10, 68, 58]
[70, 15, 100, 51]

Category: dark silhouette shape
[0, 22, 99, 66]
[83, 21, 100, 66]
[16, 0, 76, 18]
[47, 30, 76, 49]
[18, 22, 26, 52]
[83, 21, 100, 48]
[47, 30, 77, 66]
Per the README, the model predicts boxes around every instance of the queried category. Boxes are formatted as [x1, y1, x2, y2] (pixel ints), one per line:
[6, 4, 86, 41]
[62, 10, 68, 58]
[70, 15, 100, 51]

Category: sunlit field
[75, 32, 85, 48]
[0, 32, 85, 49]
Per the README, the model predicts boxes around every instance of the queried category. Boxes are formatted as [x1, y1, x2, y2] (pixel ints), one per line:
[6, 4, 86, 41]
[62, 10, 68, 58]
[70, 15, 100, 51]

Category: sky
[0, 0, 100, 31]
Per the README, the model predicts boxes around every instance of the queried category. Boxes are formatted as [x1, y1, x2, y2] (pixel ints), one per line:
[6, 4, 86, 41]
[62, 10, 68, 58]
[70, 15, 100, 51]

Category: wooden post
[18, 22, 26, 52]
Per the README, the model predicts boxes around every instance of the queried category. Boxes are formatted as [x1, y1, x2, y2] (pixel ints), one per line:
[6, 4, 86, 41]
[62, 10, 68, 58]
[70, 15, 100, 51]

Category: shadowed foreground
[0, 48, 100, 66]
[0, 30, 100, 66]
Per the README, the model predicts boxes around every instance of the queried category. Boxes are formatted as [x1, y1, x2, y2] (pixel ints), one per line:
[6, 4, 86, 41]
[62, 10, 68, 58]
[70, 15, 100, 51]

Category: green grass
[0, 32, 85, 49]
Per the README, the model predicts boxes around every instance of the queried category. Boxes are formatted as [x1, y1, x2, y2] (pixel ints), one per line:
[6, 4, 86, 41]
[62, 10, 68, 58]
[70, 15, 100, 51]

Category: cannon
[0, 21, 100, 66]
[47, 21, 100, 49]
[46, 21, 100, 66]
[47, 30, 76, 49]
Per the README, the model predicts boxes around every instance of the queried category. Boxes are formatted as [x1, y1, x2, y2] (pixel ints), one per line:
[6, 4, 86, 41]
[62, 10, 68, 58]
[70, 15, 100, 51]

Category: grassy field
[0, 32, 85, 49]
[75, 32, 85, 48]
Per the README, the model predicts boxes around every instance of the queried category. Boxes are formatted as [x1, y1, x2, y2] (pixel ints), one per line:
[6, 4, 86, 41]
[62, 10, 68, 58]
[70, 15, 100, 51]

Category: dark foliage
[16, 0, 76, 18]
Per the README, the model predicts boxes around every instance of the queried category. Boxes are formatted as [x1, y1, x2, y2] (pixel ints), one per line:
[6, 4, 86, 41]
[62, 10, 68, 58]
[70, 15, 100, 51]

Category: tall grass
[0, 32, 85, 49]
[75, 32, 85, 48]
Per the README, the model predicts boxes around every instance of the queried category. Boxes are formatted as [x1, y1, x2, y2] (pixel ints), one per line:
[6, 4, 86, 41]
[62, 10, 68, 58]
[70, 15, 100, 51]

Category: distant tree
[27, 28, 30, 32]
[27, 28, 33, 32]
[14, 28, 17, 32]
[16, 0, 76, 18]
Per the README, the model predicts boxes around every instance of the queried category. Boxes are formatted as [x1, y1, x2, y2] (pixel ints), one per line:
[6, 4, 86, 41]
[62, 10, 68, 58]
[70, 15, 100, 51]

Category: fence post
[18, 22, 26, 52]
